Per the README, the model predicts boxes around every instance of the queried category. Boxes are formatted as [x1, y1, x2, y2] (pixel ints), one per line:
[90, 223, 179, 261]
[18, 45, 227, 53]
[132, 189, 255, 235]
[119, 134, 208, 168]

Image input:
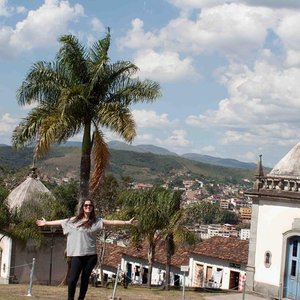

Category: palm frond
[98, 103, 136, 142]
[89, 28, 110, 65]
[108, 77, 161, 106]
[57, 35, 89, 83]
[17, 61, 64, 106]
[89, 129, 110, 194]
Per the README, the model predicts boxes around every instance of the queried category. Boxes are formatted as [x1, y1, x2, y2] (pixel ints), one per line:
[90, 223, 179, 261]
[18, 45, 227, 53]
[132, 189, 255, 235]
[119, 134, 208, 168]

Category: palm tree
[12, 29, 161, 200]
[117, 187, 167, 288]
[118, 188, 196, 289]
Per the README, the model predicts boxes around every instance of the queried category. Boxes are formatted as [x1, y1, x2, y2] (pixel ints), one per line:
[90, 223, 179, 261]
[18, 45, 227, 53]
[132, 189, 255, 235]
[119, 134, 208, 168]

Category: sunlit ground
[0, 284, 224, 300]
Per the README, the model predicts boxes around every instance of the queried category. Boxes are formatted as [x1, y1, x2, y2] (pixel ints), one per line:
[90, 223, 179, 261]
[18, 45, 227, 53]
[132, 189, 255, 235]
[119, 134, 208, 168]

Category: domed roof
[268, 141, 300, 179]
[6, 172, 51, 209]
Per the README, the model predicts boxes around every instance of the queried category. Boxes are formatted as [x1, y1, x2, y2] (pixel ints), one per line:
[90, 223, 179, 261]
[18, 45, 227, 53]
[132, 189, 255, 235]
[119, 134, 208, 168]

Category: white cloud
[0, 0, 84, 58]
[16, 6, 27, 14]
[134, 133, 154, 143]
[188, 59, 300, 128]
[275, 11, 300, 53]
[132, 109, 174, 128]
[156, 129, 190, 151]
[120, 4, 277, 61]
[134, 49, 199, 82]
[286, 50, 300, 67]
[0, 0, 9, 16]
[90, 17, 105, 32]
[186, 53, 300, 151]
[168, 0, 300, 10]
[237, 151, 257, 163]
[241, 0, 300, 9]
[0, 0, 26, 16]
[0, 113, 18, 138]
[201, 145, 216, 154]
[168, 0, 227, 11]
[118, 18, 158, 50]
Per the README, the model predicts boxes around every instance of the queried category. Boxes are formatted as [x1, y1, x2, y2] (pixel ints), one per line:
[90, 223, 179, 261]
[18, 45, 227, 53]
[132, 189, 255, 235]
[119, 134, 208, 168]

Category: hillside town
[128, 178, 252, 241]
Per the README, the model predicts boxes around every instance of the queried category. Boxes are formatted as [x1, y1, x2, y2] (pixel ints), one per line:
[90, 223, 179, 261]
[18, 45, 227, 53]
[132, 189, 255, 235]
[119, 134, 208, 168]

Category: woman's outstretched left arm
[102, 217, 138, 226]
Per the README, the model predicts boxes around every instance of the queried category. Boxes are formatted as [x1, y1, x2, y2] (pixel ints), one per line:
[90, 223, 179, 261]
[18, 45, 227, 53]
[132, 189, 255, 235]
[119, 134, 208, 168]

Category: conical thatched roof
[6, 169, 51, 209]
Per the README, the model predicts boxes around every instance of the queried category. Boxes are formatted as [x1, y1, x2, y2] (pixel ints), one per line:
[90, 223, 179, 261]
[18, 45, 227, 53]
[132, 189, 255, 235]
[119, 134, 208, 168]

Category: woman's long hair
[72, 199, 96, 228]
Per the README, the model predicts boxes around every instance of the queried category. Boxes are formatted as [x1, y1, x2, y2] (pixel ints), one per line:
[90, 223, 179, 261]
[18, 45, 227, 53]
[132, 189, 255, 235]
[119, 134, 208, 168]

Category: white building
[240, 228, 250, 240]
[100, 239, 189, 287]
[99, 236, 248, 290]
[245, 143, 300, 299]
[188, 236, 248, 290]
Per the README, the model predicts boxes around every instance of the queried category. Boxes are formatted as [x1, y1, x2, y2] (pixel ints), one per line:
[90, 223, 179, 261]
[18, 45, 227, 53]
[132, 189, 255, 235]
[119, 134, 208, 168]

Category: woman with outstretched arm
[36, 199, 136, 300]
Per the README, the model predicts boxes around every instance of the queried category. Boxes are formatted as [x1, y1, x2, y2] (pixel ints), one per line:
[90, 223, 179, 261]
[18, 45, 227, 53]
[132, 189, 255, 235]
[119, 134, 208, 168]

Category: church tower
[246, 142, 300, 299]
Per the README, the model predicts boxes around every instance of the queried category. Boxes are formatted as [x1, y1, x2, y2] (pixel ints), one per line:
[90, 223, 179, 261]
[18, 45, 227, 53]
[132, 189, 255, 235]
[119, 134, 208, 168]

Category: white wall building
[188, 236, 248, 290]
[240, 228, 250, 240]
[246, 143, 300, 299]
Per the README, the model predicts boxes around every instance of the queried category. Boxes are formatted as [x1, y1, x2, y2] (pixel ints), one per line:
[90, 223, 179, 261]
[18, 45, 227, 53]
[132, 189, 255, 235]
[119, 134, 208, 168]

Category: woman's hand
[36, 217, 47, 227]
[128, 217, 139, 226]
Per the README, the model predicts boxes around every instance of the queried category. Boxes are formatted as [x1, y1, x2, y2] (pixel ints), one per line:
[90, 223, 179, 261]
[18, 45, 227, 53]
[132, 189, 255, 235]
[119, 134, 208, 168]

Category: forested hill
[0, 145, 257, 185]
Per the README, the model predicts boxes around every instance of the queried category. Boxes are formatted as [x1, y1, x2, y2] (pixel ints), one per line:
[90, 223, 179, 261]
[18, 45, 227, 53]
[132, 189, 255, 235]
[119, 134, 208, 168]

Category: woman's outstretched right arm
[36, 217, 63, 227]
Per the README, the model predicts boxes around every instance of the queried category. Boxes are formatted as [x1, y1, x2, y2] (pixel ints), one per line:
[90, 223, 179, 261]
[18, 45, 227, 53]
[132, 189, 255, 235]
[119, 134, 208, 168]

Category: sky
[1, 0, 300, 168]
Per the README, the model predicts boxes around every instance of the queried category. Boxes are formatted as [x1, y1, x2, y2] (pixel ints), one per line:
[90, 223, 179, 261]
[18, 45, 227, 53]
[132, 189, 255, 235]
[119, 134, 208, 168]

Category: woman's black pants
[68, 255, 97, 300]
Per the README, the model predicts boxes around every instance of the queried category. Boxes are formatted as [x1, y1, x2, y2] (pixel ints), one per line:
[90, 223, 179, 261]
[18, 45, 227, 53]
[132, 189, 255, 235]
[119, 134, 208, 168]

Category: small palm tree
[12, 29, 161, 200]
[117, 188, 167, 288]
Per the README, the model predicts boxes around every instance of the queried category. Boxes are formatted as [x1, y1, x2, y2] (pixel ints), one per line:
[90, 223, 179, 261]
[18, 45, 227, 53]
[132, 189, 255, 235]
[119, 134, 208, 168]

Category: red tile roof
[99, 236, 249, 269]
[191, 236, 249, 264]
[99, 243, 124, 268]
[99, 240, 191, 268]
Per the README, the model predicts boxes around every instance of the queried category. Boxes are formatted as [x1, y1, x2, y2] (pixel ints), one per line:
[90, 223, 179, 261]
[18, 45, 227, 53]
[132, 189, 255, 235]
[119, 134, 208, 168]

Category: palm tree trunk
[80, 122, 92, 200]
[165, 234, 174, 290]
[147, 243, 155, 288]
[165, 240, 171, 290]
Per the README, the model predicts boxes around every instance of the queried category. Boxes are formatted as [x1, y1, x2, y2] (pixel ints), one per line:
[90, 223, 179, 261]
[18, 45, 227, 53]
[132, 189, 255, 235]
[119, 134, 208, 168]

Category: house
[102, 239, 191, 287]
[188, 236, 248, 290]
[98, 236, 248, 290]
[245, 144, 300, 299]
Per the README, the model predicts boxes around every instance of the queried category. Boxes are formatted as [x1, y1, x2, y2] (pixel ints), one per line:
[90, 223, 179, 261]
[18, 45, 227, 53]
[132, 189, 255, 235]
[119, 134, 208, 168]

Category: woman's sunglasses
[83, 204, 93, 208]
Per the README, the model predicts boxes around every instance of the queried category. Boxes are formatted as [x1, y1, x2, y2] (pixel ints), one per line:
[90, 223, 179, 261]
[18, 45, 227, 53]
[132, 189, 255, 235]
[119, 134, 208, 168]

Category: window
[291, 260, 297, 277]
[0, 248, 2, 276]
[293, 240, 298, 257]
[264, 251, 272, 268]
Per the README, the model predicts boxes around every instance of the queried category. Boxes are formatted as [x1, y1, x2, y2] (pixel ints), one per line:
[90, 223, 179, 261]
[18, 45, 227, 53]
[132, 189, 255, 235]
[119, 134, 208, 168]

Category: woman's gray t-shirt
[61, 217, 103, 257]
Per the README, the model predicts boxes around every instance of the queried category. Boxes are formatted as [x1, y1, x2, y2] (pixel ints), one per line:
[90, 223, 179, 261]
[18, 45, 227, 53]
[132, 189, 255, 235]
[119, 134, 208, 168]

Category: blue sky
[1, 0, 300, 167]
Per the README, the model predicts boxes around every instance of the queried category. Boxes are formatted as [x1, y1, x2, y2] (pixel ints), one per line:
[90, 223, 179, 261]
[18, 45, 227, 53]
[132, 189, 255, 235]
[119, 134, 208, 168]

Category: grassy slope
[0, 146, 255, 184]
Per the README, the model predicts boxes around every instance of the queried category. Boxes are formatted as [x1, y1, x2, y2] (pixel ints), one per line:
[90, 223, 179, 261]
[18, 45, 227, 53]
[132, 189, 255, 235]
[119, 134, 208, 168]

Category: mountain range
[106, 141, 257, 170]
[0, 142, 260, 185]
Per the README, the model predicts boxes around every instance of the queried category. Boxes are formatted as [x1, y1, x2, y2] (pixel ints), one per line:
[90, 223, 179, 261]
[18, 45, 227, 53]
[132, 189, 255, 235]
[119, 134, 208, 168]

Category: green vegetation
[116, 187, 196, 289]
[12, 30, 161, 199]
[185, 201, 239, 225]
[0, 145, 255, 186]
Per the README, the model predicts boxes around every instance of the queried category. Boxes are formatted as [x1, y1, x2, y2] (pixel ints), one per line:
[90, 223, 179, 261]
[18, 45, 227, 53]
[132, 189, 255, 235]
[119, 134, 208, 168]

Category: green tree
[116, 187, 195, 289]
[117, 188, 167, 288]
[186, 201, 220, 225]
[12, 29, 161, 201]
[158, 190, 197, 290]
[186, 201, 239, 225]
[1, 192, 68, 244]
[93, 174, 119, 217]
[52, 179, 79, 217]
